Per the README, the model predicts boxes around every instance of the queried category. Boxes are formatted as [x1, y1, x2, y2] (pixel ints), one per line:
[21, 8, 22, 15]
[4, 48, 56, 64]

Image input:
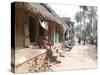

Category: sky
[48, 4, 80, 22]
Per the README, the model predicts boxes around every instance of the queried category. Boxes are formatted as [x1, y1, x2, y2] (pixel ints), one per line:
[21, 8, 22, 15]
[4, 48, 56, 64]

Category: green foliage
[74, 6, 97, 37]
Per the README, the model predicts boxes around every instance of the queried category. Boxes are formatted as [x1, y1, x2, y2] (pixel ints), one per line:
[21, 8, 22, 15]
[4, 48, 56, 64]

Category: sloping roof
[61, 17, 74, 30]
[62, 17, 71, 22]
[43, 4, 70, 31]
[15, 2, 70, 31]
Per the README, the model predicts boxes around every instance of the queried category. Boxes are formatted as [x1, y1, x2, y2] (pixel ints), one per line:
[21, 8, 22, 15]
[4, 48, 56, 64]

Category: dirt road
[50, 45, 97, 71]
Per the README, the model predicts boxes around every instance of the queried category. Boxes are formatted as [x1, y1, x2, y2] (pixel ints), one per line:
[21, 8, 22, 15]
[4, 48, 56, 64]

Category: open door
[29, 17, 36, 45]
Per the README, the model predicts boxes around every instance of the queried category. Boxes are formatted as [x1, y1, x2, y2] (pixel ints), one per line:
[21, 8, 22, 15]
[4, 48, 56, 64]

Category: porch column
[51, 23, 55, 45]
[53, 25, 56, 45]
[24, 12, 30, 48]
[35, 17, 39, 44]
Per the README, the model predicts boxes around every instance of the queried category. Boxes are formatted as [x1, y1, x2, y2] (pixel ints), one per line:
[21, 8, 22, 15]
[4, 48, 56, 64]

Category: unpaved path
[51, 45, 97, 71]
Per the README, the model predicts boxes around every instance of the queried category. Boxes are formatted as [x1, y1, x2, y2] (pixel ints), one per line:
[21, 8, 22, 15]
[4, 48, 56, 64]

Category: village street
[50, 44, 97, 71]
[11, 2, 97, 73]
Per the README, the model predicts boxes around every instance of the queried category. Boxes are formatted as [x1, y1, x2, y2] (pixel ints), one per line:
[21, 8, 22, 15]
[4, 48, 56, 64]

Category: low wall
[11, 48, 46, 73]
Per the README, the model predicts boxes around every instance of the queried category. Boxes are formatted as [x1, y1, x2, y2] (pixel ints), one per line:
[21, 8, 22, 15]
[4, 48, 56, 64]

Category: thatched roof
[15, 2, 70, 31]
[61, 17, 74, 30]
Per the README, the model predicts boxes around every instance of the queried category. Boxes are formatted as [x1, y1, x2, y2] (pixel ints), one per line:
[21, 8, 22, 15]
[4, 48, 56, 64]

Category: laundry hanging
[40, 21, 48, 30]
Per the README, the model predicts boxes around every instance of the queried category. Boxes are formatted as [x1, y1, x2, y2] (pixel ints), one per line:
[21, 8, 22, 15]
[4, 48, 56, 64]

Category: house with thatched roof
[61, 17, 74, 40]
[11, 2, 70, 73]
[12, 2, 69, 50]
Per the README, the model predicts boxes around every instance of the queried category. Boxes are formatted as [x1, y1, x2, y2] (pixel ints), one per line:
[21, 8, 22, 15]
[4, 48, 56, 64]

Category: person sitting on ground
[46, 46, 61, 63]
[43, 36, 49, 49]
[38, 36, 44, 48]
[43, 36, 61, 63]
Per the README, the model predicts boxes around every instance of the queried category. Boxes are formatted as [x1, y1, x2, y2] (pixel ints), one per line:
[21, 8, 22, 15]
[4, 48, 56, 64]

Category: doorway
[29, 17, 36, 45]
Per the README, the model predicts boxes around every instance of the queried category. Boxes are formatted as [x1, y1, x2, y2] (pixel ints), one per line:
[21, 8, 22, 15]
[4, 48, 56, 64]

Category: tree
[74, 6, 97, 38]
